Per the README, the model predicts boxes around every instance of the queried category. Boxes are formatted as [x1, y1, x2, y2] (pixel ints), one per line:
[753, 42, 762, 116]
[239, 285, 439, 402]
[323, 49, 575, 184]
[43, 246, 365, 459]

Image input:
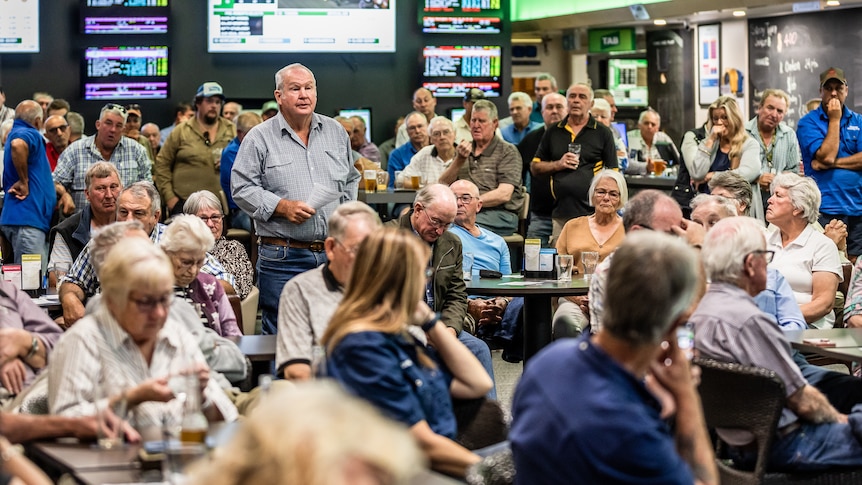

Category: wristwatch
[421, 313, 441, 332]
[25, 336, 39, 360]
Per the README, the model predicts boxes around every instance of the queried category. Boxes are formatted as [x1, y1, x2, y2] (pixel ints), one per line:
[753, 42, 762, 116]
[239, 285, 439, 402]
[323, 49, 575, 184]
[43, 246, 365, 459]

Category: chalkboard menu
[748, 8, 862, 128]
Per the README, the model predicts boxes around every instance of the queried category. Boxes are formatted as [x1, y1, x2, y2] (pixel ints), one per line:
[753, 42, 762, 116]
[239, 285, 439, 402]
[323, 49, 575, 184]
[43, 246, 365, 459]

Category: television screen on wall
[208, 0, 396, 54]
[421, 45, 502, 98]
[81, 0, 170, 34]
[0, 0, 39, 53]
[82, 45, 169, 100]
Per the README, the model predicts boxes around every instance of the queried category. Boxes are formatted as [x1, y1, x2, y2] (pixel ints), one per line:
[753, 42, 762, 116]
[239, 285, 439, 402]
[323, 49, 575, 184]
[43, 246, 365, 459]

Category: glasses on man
[455, 194, 474, 205]
[198, 214, 224, 224]
[745, 250, 775, 265]
[47, 125, 68, 134]
[130, 294, 173, 313]
[335, 239, 360, 256]
[422, 208, 451, 230]
[103, 103, 127, 114]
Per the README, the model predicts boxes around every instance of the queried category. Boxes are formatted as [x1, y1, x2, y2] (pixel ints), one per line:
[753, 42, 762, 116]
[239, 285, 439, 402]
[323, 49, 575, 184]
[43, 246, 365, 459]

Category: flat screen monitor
[207, 0, 396, 54]
[612, 122, 628, 148]
[82, 46, 169, 100]
[422, 45, 501, 98]
[422, 16, 501, 34]
[0, 0, 39, 53]
[608, 58, 649, 107]
[423, 0, 502, 15]
[449, 107, 466, 124]
[81, 0, 170, 34]
[338, 108, 371, 144]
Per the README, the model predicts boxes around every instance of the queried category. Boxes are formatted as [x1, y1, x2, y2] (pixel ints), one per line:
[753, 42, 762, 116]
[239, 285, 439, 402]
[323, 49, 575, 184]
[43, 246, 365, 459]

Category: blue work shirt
[220, 137, 240, 210]
[387, 142, 420, 188]
[511, 336, 695, 485]
[797, 105, 862, 215]
[1, 119, 56, 232]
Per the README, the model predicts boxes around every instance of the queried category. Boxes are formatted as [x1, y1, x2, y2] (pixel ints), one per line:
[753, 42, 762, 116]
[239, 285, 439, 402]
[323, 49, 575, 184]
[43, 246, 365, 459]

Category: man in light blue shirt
[448, 179, 523, 362]
[500, 92, 542, 146]
[232, 63, 359, 335]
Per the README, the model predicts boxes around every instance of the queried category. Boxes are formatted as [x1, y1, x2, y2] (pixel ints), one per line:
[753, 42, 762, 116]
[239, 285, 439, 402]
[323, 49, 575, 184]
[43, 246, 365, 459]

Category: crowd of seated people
[8, 63, 862, 484]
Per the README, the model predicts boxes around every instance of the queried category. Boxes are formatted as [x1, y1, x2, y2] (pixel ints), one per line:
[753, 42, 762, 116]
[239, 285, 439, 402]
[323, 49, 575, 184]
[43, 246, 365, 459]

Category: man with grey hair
[48, 162, 121, 288]
[456, 88, 484, 143]
[692, 216, 862, 471]
[532, 83, 618, 241]
[512, 231, 717, 484]
[349, 116, 379, 163]
[501, 91, 542, 145]
[745, 88, 800, 211]
[232, 63, 358, 335]
[387, 111, 429, 188]
[531, 73, 558, 124]
[400, 116, 456, 187]
[54, 103, 151, 211]
[222, 101, 242, 123]
[276, 201, 380, 381]
[593, 88, 619, 123]
[389, 184, 496, 397]
[395, 87, 438, 148]
[440, 100, 524, 236]
[66, 112, 85, 143]
[32, 92, 52, 120]
[1, 100, 54, 267]
[626, 108, 680, 175]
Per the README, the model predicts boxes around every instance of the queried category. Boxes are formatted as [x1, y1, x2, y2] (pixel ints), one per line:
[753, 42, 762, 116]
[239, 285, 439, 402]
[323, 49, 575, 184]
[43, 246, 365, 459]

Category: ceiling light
[732, 10, 746, 17]
[653, 19, 667, 26]
[826, 0, 841, 6]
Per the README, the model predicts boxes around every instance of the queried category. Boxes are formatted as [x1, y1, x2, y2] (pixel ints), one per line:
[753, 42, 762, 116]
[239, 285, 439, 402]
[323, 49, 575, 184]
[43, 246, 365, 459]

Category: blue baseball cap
[195, 82, 225, 100]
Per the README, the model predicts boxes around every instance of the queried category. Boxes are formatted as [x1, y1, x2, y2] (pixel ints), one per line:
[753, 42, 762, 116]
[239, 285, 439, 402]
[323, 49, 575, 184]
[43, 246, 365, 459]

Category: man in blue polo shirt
[511, 231, 717, 484]
[1, 100, 55, 268]
[797, 67, 862, 260]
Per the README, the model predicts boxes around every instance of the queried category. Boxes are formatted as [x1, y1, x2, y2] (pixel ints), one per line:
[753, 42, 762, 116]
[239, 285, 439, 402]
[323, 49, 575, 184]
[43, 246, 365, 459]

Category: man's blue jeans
[526, 214, 552, 248]
[257, 243, 327, 335]
[1, 225, 47, 272]
[459, 330, 497, 400]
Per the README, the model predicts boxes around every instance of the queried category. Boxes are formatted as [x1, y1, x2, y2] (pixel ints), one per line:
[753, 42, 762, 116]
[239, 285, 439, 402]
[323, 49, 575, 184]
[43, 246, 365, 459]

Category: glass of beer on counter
[363, 170, 377, 193]
[651, 158, 667, 176]
[376, 171, 389, 191]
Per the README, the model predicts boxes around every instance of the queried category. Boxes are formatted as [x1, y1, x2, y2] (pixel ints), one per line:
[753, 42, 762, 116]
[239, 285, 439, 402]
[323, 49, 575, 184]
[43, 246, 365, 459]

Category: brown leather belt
[258, 236, 325, 252]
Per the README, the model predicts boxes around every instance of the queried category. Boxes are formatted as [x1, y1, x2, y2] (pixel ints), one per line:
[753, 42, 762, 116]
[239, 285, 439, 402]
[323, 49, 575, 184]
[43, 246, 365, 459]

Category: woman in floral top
[184, 190, 254, 300]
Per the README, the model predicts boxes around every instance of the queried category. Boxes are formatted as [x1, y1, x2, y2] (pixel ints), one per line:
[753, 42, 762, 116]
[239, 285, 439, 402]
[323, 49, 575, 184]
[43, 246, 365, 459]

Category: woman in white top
[765, 172, 842, 329]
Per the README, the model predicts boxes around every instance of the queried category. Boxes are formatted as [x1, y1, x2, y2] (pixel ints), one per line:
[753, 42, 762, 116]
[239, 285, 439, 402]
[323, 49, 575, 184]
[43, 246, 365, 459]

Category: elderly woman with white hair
[48, 237, 238, 429]
[184, 190, 254, 300]
[553, 170, 628, 338]
[766, 172, 843, 328]
[161, 215, 241, 337]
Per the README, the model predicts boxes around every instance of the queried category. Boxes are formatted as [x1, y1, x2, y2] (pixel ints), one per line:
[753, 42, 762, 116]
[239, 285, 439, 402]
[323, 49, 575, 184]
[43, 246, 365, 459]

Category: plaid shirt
[53, 135, 152, 210]
[231, 112, 359, 240]
[61, 223, 235, 297]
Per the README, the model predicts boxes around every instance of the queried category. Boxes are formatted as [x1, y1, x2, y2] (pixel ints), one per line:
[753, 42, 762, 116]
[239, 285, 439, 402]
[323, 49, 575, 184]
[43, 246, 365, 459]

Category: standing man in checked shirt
[53, 103, 151, 212]
[232, 63, 359, 335]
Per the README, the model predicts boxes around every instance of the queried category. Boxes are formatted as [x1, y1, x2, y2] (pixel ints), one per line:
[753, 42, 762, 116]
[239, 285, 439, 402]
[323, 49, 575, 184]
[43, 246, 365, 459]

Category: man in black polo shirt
[531, 83, 618, 242]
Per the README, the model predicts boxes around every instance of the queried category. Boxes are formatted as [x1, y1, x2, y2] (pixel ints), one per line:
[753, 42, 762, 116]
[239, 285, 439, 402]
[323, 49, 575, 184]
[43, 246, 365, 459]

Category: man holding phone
[511, 231, 717, 484]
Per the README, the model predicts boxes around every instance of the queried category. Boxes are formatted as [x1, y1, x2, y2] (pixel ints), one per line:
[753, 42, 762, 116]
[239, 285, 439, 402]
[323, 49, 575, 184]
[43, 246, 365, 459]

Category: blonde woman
[187, 382, 424, 485]
[322, 227, 492, 478]
[681, 96, 763, 221]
